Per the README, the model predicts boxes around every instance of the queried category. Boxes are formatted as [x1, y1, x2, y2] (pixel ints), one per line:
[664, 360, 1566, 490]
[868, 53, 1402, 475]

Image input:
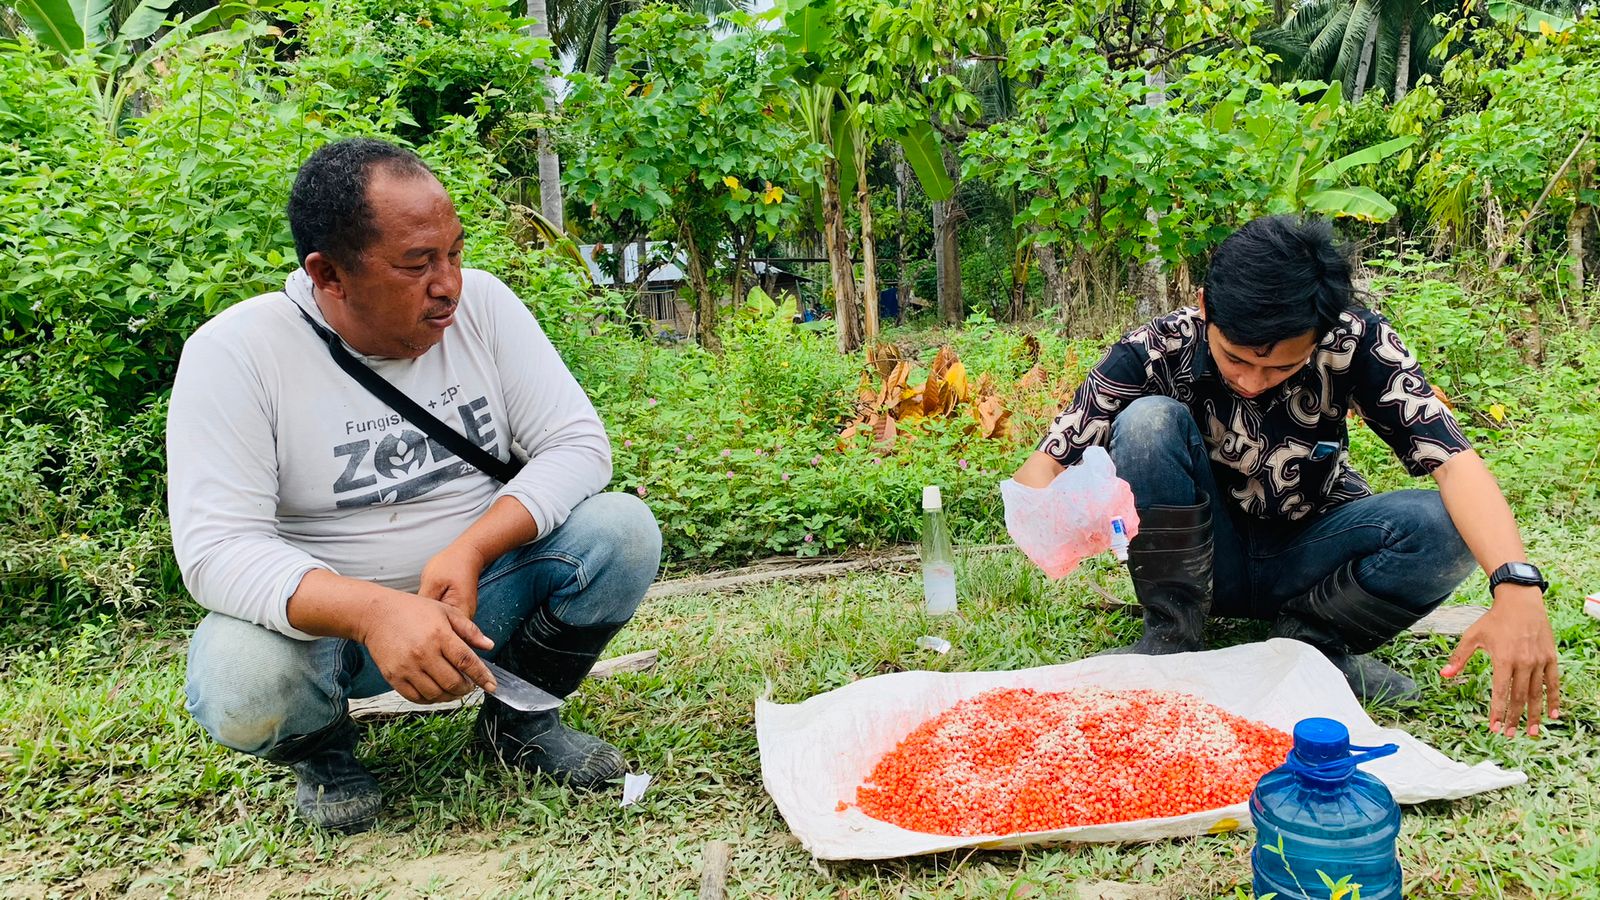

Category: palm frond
[1333, 0, 1377, 92]
[1301, 4, 1353, 80]
[1282, 0, 1345, 45]
[1371, 10, 1403, 101]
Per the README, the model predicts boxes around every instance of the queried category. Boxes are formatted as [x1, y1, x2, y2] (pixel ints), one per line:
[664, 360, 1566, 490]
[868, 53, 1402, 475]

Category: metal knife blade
[481, 659, 563, 712]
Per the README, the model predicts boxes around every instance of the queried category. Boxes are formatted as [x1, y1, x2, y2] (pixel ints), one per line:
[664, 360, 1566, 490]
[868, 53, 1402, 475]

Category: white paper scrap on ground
[621, 771, 653, 807]
[757, 638, 1526, 860]
[915, 636, 951, 654]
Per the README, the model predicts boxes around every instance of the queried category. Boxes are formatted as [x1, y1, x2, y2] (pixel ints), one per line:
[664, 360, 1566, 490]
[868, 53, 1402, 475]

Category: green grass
[2, 520, 1597, 898]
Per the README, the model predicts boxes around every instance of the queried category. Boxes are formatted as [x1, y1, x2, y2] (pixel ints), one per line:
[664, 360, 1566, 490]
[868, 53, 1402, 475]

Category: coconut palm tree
[552, 0, 746, 76]
[1262, 0, 1587, 103]
[1262, 0, 1449, 102]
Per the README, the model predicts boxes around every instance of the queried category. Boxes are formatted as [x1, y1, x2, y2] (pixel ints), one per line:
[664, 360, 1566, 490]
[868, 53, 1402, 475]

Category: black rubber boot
[1271, 561, 1428, 705]
[267, 715, 383, 833]
[1103, 496, 1214, 655]
[475, 605, 627, 791]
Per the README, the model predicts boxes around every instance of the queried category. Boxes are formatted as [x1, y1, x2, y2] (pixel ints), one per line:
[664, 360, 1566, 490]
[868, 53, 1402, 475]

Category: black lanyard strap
[295, 303, 521, 484]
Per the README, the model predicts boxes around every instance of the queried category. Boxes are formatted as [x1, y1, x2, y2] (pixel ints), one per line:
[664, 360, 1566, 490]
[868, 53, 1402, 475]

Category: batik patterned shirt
[1038, 306, 1472, 520]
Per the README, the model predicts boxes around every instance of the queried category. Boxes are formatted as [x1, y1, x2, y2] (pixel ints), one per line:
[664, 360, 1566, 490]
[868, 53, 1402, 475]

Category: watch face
[1508, 563, 1540, 580]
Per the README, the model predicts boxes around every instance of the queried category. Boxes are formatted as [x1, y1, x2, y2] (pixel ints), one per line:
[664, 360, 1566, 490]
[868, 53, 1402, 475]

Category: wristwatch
[1488, 562, 1548, 597]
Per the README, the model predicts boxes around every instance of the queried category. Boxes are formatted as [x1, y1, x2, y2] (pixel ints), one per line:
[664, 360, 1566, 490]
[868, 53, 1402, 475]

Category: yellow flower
[723, 176, 741, 190]
[762, 185, 785, 204]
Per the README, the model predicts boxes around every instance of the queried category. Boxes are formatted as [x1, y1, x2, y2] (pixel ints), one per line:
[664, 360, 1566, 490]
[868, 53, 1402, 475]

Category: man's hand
[360, 592, 497, 705]
[1441, 585, 1560, 737]
[420, 543, 488, 620]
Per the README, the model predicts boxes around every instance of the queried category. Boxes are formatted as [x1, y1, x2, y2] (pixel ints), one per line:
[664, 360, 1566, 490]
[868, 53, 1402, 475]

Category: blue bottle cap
[1292, 717, 1350, 765]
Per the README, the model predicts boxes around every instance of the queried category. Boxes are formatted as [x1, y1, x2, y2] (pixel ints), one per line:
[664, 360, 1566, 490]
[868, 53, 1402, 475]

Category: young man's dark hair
[1202, 215, 1359, 348]
[287, 138, 434, 269]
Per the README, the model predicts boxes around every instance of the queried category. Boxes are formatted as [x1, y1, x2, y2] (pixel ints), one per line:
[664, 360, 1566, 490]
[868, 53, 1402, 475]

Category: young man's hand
[359, 592, 496, 705]
[1441, 585, 1560, 737]
[420, 543, 488, 620]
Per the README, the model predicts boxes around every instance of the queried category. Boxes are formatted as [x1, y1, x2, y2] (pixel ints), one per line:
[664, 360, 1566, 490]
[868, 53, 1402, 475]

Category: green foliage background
[1, 0, 1597, 622]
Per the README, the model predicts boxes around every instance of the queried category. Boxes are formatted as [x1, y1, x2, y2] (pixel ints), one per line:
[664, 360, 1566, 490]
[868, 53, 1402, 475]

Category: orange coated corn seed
[854, 687, 1293, 836]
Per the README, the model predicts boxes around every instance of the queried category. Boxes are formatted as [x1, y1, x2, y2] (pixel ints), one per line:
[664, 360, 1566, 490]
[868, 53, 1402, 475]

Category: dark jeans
[1108, 396, 1476, 621]
[186, 492, 661, 758]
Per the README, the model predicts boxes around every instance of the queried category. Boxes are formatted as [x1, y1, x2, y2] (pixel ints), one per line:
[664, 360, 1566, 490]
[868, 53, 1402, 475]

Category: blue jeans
[186, 492, 661, 758]
[1108, 396, 1476, 620]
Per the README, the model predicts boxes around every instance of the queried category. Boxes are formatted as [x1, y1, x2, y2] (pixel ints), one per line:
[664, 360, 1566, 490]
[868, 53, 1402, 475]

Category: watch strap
[1488, 562, 1548, 595]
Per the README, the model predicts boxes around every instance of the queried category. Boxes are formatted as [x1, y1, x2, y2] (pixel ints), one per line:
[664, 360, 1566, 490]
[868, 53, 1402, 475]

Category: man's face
[309, 168, 464, 359]
[1206, 324, 1317, 399]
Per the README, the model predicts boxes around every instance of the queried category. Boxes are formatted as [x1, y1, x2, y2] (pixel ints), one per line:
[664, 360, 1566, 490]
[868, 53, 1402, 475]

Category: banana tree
[13, 0, 240, 128]
[1222, 81, 1416, 221]
[778, 0, 975, 348]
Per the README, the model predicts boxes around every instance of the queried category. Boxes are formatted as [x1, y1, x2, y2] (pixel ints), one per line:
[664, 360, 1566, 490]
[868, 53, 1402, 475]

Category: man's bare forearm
[443, 496, 540, 565]
[1432, 450, 1541, 603]
[286, 569, 410, 642]
[1013, 451, 1066, 489]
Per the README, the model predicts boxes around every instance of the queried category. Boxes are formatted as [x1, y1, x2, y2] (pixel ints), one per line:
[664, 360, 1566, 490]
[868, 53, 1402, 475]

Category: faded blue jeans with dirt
[185, 492, 661, 758]
[1108, 396, 1476, 621]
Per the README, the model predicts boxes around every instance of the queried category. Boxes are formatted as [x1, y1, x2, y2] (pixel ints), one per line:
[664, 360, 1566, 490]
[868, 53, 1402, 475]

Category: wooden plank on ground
[1087, 597, 1490, 637]
[697, 840, 733, 900]
[349, 649, 659, 721]
[644, 543, 1012, 600]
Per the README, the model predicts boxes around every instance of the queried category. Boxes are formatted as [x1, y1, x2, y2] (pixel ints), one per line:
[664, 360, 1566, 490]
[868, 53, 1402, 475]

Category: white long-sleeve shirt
[166, 268, 612, 639]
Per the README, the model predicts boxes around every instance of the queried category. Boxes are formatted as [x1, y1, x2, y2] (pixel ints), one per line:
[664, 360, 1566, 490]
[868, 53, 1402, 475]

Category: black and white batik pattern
[1039, 306, 1471, 521]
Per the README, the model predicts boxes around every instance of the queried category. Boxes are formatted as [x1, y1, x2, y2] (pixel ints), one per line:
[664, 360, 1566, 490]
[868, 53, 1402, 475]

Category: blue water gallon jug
[1250, 717, 1402, 900]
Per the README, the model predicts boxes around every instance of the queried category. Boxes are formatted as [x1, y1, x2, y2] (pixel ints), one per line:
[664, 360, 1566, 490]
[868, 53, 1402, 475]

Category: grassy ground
[2, 508, 1596, 900]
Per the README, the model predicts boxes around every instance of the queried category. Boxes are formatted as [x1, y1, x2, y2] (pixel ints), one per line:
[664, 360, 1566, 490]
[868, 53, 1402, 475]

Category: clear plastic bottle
[921, 485, 957, 615]
[1251, 718, 1402, 900]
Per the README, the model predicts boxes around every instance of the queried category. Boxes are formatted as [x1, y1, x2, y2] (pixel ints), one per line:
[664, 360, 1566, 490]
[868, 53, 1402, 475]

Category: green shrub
[0, 29, 606, 612]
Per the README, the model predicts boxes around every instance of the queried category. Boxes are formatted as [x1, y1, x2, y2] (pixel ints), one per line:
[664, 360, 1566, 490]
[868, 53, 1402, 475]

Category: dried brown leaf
[869, 342, 904, 380]
[975, 394, 1011, 439]
[921, 372, 946, 416]
[929, 346, 957, 382]
[944, 362, 970, 404]
[1022, 333, 1041, 365]
[872, 413, 898, 451]
[1018, 365, 1049, 392]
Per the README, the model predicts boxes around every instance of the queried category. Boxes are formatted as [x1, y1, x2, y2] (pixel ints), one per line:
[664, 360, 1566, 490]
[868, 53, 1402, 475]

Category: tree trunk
[1568, 203, 1587, 298]
[1135, 57, 1168, 321]
[1351, 14, 1380, 103]
[525, 0, 564, 230]
[856, 133, 880, 341]
[1035, 234, 1069, 322]
[893, 143, 914, 321]
[1568, 161, 1592, 318]
[932, 141, 964, 324]
[823, 154, 864, 353]
[1393, 15, 1413, 102]
[680, 222, 719, 353]
[729, 222, 753, 309]
[1008, 243, 1031, 322]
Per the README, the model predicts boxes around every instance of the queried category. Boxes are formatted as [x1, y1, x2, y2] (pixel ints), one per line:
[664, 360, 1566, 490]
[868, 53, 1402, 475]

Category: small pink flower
[958, 458, 969, 470]
[636, 486, 648, 497]
[755, 448, 765, 456]
[782, 472, 790, 482]
[871, 457, 882, 465]
[725, 470, 735, 479]
[624, 439, 633, 448]
[686, 433, 696, 442]
[647, 397, 658, 407]
[721, 448, 732, 458]
[804, 533, 815, 543]
[810, 455, 823, 466]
